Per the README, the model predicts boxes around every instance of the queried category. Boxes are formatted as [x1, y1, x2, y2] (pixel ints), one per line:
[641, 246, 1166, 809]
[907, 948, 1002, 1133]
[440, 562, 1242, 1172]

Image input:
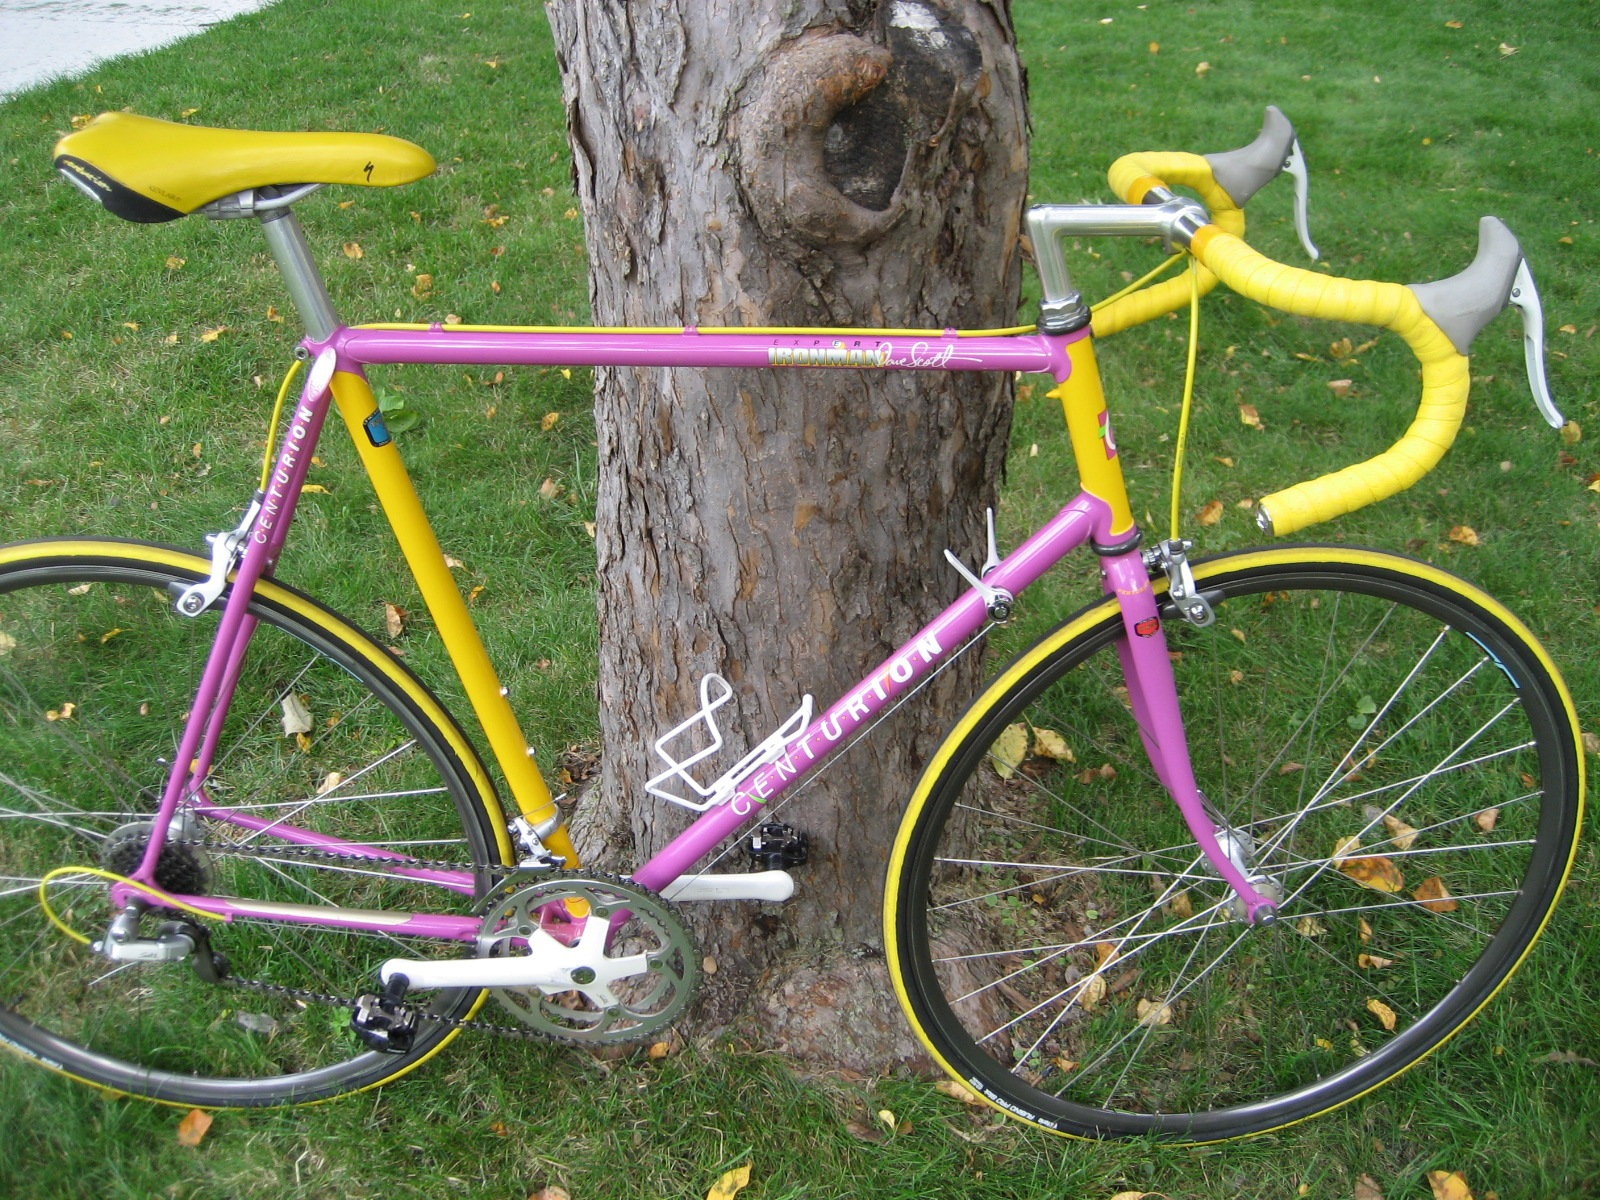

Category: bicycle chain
[167, 836, 586, 1045]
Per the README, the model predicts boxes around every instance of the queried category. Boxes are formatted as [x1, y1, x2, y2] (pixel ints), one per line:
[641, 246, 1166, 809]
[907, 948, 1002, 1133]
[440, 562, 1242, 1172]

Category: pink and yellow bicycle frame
[119, 318, 1281, 937]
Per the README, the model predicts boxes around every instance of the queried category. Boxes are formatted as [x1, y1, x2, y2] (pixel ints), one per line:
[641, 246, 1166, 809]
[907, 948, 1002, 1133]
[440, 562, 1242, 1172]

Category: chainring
[475, 872, 701, 1045]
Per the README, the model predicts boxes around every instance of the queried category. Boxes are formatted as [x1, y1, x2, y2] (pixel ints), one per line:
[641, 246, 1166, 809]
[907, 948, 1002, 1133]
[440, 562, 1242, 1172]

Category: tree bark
[547, 0, 1028, 1070]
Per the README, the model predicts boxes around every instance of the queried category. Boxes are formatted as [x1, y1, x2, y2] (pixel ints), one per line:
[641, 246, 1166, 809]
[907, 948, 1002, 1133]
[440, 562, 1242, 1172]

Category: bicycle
[1, 104, 1583, 1143]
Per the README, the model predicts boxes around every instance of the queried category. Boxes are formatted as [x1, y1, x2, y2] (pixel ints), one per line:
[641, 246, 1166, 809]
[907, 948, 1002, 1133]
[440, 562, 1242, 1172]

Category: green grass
[1, 0, 1597, 1196]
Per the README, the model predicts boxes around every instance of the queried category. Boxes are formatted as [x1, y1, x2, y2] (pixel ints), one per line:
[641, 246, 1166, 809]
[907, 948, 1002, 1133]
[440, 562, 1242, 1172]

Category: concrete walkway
[1, 0, 276, 98]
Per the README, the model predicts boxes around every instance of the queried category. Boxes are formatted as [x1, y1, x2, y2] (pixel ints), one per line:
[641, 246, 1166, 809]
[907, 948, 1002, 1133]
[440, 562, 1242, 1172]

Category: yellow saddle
[54, 111, 436, 223]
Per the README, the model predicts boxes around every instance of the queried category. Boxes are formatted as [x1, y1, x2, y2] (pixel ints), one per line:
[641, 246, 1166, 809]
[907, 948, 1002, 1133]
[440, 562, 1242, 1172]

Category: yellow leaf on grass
[1238, 403, 1264, 430]
[384, 602, 407, 639]
[1335, 839, 1405, 893]
[934, 1078, 984, 1106]
[165, 255, 187, 270]
[1413, 875, 1459, 913]
[343, 242, 364, 259]
[1427, 1170, 1475, 1200]
[1357, 953, 1397, 969]
[412, 273, 434, 299]
[1327, 379, 1354, 397]
[1381, 813, 1419, 850]
[541, 411, 561, 432]
[706, 1163, 752, 1200]
[1031, 725, 1075, 762]
[1448, 525, 1480, 547]
[1355, 1173, 1387, 1200]
[199, 325, 229, 343]
[1196, 499, 1225, 526]
[176, 1107, 213, 1147]
[1366, 997, 1398, 1032]
[1474, 807, 1500, 832]
[991, 723, 1030, 779]
[1135, 998, 1174, 1026]
[1560, 419, 1582, 444]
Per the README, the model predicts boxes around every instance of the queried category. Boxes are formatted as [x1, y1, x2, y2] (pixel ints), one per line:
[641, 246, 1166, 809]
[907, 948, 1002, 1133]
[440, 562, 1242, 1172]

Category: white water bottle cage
[645, 673, 814, 812]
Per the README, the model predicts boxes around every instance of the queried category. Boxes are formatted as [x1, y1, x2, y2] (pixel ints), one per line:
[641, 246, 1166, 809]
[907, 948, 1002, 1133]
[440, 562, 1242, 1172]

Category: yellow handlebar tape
[1093, 152, 1247, 338]
[1189, 225, 1469, 536]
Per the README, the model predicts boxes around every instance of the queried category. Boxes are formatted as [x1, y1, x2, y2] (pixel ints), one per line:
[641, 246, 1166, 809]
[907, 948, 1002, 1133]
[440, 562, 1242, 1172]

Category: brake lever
[1506, 256, 1564, 429]
[1282, 133, 1320, 261]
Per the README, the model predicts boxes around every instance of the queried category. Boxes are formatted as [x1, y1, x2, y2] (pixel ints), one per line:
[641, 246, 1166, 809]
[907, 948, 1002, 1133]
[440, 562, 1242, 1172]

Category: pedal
[748, 822, 809, 870]
[350, 973, 419, 1054]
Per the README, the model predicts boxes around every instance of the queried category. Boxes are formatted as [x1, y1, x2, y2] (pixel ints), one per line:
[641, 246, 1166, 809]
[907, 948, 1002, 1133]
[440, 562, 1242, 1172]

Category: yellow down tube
[326, 370, 578, 866]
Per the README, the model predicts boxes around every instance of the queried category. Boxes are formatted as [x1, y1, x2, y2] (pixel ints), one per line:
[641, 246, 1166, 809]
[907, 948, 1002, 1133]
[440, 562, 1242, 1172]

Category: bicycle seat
[54, 111, 436, 224]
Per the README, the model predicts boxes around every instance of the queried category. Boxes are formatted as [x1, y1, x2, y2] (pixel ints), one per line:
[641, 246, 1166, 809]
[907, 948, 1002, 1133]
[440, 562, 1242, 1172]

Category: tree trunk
[547, 0, 1028, 1071]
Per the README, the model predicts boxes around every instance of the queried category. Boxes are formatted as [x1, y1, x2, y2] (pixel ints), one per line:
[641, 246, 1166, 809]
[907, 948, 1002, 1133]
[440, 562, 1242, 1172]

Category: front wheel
[0, 539, 512, 1106]
[886, 546, 1584, 1141]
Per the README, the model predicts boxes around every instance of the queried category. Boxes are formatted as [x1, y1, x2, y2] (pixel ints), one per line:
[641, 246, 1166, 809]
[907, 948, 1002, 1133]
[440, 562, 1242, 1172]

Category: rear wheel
[887, 546, 1583, 1141]
[0, 540, 510, 1106]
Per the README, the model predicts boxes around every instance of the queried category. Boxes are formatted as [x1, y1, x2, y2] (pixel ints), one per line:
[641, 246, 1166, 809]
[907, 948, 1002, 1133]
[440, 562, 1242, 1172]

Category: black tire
[886, 546, 1583, 1141]
[0, 539, 511, 1106]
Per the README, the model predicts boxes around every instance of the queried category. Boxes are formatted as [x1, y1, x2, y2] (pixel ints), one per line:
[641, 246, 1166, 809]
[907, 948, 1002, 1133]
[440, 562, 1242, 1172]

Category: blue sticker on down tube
[363, 410, 392, 447]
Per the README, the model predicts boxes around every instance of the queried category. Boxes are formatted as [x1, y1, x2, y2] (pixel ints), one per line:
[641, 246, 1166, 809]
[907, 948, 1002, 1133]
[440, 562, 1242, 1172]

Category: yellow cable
[1091, 253, 1186, 314]
[258, 357, 306, 492]
[352, 322, 1040, 338]
[1168, 258, 1204, 540]
[38, 865, 228, 947]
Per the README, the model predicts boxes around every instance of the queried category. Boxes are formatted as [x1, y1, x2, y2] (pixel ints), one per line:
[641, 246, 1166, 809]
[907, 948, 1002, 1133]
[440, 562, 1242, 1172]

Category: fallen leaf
[1077, 969, 1108, 1012]
[199, 325, 230, 343]
[1355, 1174, 1387, 1200]
[1539, 1050, 1600, 1067]
[176, 1108, 213, 1147]
[991, 723, 1030, 779]
[1560, 420, 1582, 444]
[1497, 42, 1518, 57]
[934, 1079, 984, 1105]
[280, 694, 313, 737]
[316, 771, 344, 796]
[1445, 19, 1463, 28]
[1382, 814, 1419, 851]
[1031, 726, 1074, 762]
[647, 1041, 672, 1060]
[1357, 953, 1397, 969]
[412, 273, 434, 299]
[1366, 997, 1398, 1032]
[165, 255, 186, 270]
[876, 1108, 897, 1130]
[541, 411, 561, 431]
[1427, 1170, 1475, 1200]
[1239, 403, 1264, 430]
[1335, 840, 1405, 893]
[1195, 60, 1211, 75]
[1413, 876, 1459, 913]
[706, 1163, 752, 1200]
[1583, 731, 1600, 755]
[539, 478, 565, 501]
[1196, 499, 1225, 526]
[384, 602, 407, 639]
[1474, 807, 1500, 833]
[1448, 525, 1480, 547]
[528, 1188, 571, 1200]
[343, 242, 364, 259]
[1327, 379, 1354, 397]
[1135, 998, 1174, 1026]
